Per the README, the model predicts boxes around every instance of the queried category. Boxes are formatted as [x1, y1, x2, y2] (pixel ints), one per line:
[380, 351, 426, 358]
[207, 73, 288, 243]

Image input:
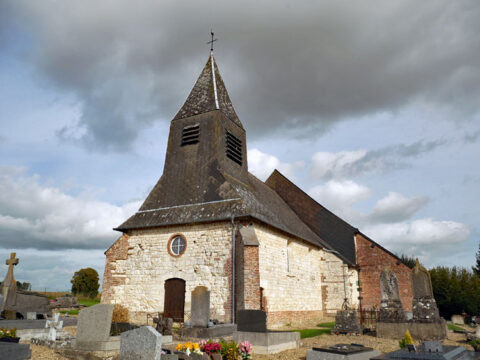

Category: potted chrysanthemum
[0, 327, 20, 343]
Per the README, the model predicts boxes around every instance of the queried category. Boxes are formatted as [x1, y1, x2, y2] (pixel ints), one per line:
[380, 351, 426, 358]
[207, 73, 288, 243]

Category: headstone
[120, 326, 162, 360]
[451, 315, 464, 325]
[76, 303, 114, 344]
[412, 260, 441, 323]
[153, 314, 173, 335]
[379, 268, 406, 322]
[45, 312, 64, 341]
[27, 312, 37, 320]
[1, 252, 19, 312]
[237, 310, 267, 332]
[333, 310, 361, 334]
[191, 286, 210, 328]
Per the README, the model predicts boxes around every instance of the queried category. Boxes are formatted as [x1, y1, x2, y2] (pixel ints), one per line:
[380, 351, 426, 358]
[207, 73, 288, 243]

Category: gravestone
[451, 315, 464, 325]
[153, 314, 173, 335]
[27, 312, 37, 320]
[0, 252, 19, 312]
[191, 286, 210, 328]
[120, 326, 162, 360]
[333, 309, 362, 334]
[379, 268, 406, 322]
[45, 312, 64, 341]
[75, 303, 119, 351]
[412, 260, 441, 323]
[237, 310, 267, 332]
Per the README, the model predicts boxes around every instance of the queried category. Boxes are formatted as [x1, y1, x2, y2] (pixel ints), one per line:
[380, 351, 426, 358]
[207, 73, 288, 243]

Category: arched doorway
[164, 278, 185, 322]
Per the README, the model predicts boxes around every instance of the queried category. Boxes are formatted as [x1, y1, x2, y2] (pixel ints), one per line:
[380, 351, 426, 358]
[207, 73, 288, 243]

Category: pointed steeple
[173, 53, 243, 129]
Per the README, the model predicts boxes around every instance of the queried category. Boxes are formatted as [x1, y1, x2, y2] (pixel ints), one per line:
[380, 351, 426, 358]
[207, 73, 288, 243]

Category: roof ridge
[268, 170, 358, 232]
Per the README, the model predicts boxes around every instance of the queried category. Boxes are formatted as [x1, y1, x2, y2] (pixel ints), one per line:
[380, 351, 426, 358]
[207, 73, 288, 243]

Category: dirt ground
[27, 328, 473, 360]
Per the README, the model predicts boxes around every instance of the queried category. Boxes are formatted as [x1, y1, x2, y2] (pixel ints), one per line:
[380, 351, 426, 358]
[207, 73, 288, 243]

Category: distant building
[101, 52, 412, 326]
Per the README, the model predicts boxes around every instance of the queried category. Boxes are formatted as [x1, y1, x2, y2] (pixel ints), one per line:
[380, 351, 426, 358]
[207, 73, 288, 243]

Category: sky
[0, 1, 479, 291]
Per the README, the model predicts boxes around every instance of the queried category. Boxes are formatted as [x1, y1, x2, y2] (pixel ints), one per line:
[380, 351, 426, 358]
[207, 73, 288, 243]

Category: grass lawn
[447, 323, 464, 331]
[294, 328, 331, 339]
[59, 310, 79, 315]
[78, 298, 101, 307]
[317, 321, 335, 329]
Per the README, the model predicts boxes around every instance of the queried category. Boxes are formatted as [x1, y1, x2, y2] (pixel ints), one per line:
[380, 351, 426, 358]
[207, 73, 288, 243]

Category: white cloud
[365, 218, 471, 246]
[247, 148, 297, 181]
[369, 192, 429, 223]
[309, 180, 371, 215]
[0, 166, 141, 250]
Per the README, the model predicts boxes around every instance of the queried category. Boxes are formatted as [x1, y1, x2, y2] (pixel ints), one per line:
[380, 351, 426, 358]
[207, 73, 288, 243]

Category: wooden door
[164, 278, 185, 322]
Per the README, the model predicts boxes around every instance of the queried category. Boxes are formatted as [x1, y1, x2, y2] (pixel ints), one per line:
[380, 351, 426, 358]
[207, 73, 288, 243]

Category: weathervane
[207, 30, 217, 52]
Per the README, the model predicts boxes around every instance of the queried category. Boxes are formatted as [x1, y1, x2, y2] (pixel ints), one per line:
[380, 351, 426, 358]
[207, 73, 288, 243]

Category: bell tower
[138, 52, 248, 212]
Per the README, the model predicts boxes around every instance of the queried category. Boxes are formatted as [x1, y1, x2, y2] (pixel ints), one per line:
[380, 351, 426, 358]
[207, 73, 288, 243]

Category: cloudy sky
[0, 1, 479, 291]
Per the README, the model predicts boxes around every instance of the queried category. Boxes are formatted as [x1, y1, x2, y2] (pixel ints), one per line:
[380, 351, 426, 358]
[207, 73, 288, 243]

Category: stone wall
[355, 233, 412, 311]
[254, 222, 353, 326]
[101, 222, 234, 324]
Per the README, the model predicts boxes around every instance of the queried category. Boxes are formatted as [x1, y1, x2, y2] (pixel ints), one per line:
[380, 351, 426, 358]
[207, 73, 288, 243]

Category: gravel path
[26, 330, 472, 359]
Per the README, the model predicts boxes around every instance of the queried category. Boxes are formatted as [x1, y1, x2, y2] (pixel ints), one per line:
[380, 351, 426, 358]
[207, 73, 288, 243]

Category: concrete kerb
[233, 331, 300, 355]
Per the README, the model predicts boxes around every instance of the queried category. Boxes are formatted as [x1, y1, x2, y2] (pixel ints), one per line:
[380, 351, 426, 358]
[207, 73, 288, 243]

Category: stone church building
[101, 52, 412, 326]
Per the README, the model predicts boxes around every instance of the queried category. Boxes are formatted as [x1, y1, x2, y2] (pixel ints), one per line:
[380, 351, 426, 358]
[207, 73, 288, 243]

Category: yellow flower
[185, 341, 193, 350]
[193, 343, 200, 350]
[176, 343, 183, 351]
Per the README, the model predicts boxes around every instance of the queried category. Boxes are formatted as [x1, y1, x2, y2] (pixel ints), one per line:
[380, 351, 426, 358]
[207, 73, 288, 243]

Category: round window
[169, 235, 186, 256]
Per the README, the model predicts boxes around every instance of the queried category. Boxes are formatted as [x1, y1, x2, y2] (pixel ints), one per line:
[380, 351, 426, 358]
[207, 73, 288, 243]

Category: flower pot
[211, 354, 222, 360]
[0, 337, 20, 343]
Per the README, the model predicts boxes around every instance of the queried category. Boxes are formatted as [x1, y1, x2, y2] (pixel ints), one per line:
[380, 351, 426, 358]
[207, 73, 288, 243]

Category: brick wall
[355, 233, 412, 311]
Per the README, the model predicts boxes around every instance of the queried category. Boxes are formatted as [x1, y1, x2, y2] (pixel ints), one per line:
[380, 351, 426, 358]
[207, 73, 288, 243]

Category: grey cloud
[0, 166, 139, 251]
[464, 130, 480, 143]
[4, 1, 480, 150]
[368, 192, 429, 223]
[310, 139, 445, 180]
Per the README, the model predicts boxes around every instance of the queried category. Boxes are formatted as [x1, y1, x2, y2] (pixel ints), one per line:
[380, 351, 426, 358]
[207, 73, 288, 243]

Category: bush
[71, 268, 99, 299]
[112, 304, 129, 323]
[399, 330, 414, 349]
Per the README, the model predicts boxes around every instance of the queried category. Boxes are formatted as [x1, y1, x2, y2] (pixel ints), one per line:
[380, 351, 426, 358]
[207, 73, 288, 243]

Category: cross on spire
[207, 30, 217, 52]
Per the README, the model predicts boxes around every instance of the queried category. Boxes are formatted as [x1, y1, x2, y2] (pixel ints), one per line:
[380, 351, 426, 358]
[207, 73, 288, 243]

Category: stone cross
[3, 252, 19, 286]
[45, 313, 63, 341]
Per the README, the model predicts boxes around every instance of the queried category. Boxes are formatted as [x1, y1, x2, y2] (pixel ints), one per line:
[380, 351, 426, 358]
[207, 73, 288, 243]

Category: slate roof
[265, 170, 359, 265]
[173, 53, 243, 129]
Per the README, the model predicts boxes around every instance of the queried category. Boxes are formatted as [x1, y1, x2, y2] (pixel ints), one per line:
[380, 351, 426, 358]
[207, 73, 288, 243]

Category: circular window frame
[167, 234, 187, 257]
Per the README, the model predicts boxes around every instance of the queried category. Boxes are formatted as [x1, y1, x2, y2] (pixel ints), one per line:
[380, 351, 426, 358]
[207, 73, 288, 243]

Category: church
[101, 51, 412, 326]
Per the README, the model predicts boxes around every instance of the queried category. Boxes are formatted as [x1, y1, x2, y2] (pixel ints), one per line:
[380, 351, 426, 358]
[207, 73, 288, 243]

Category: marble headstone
[120, 326, 162, 360]
[76, 304, 114, 346]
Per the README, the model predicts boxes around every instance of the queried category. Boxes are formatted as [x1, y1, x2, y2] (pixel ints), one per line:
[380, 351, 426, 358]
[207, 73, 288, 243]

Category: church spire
[173, 51, 243, 129]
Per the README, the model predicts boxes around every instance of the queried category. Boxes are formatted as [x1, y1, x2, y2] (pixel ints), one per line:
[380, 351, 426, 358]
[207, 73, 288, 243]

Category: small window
[168, 235, 187, 257]
[226, 131, 243, 165]
[181, 124, 199, 146]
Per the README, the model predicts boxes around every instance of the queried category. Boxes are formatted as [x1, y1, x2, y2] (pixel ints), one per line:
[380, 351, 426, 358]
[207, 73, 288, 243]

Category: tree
[71, 268, 99, 298]
[473, 242, 480, 276]
[398, 254, 416, 269]
[16, 281, 32, 291]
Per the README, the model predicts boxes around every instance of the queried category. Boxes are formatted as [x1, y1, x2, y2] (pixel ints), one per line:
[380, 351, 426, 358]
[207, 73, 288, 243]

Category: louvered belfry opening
[226, 131, 243, 166]
[181, 124, 200, 146]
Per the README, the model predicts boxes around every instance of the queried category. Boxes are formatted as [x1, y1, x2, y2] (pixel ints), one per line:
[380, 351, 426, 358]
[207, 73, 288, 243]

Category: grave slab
[371, 343, 480, 360]
[0, 342, 32, 360]
[307, 344, 381, 360]
[233, 331, 300, 354]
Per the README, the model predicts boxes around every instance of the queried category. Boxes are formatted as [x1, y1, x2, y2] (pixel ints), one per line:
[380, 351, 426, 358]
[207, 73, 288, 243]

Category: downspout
[231, 216, 236, 324]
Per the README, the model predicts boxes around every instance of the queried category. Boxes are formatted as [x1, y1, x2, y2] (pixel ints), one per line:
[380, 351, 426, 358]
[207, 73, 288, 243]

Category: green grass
[78, 298, 100, 307]
[294, 328, 331, 339]
[316, 321, 335, 329]
[447, 323, 464, 331]
[59, 310, 79, 315]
